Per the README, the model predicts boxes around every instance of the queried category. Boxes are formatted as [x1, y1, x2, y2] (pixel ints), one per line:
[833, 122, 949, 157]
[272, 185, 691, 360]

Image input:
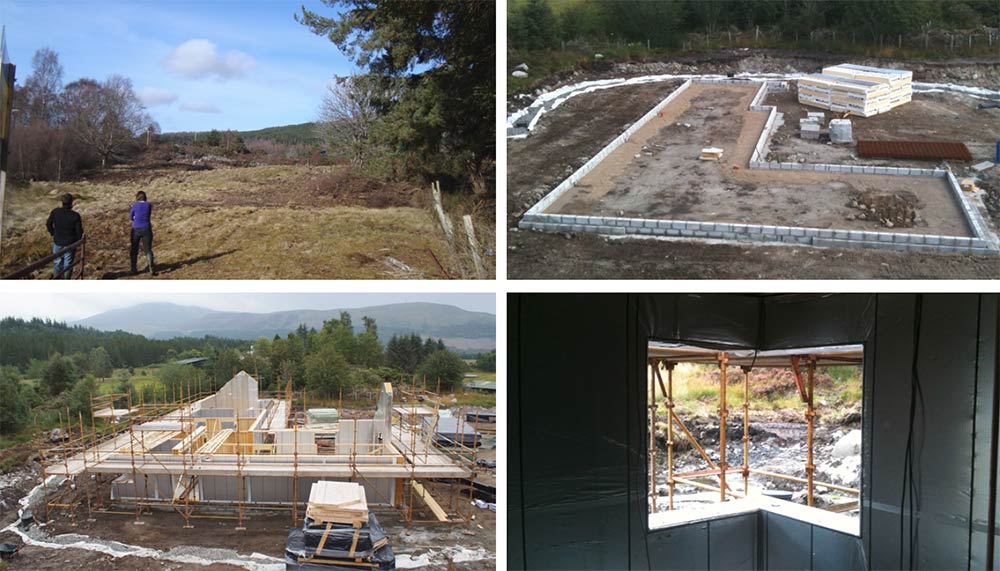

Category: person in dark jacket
[45, 193, 83, 279]
[129, 191, 155, 275]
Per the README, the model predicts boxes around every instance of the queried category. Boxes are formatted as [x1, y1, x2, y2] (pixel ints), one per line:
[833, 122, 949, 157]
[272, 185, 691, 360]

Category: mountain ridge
[74, 302, 495, 351]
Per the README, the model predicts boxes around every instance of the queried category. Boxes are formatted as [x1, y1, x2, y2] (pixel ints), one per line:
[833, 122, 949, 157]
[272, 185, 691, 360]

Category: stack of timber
[798, 63, 912, 117]
[304, 481, 369, 525]
[285, 482, 394, 571]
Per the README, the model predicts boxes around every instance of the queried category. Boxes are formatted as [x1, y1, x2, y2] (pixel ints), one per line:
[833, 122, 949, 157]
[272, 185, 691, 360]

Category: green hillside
[161, 122, 319, 146]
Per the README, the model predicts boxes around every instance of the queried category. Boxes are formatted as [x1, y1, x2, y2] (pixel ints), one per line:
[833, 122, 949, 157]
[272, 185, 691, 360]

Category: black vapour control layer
[509, 293, 999, 570]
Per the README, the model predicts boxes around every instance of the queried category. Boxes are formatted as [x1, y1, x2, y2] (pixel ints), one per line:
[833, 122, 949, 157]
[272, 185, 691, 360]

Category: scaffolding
[647, 343, 863, 514]
[40, 372, 480, 530]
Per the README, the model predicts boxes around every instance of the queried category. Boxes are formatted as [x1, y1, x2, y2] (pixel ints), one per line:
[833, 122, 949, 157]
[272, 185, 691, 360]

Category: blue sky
[0, 293, 496, 321]
[0, 0, 357, 131]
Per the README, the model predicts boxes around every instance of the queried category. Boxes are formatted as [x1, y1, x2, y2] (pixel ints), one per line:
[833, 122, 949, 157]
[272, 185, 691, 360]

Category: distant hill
[238, 123, 319, 145]
[74, 302, 495, 351]
[160, 122, 319, 146]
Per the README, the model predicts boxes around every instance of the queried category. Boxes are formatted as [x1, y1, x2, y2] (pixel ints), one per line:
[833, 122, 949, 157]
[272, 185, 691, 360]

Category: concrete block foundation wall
[519, 78, 997, 256]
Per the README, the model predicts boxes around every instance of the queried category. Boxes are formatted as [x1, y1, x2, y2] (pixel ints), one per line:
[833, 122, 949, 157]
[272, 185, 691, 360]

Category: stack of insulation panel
[798, 63, 912, 117]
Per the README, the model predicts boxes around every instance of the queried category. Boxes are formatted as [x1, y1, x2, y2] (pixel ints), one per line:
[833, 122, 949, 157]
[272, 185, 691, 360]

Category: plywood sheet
[305, 481, 369, 524]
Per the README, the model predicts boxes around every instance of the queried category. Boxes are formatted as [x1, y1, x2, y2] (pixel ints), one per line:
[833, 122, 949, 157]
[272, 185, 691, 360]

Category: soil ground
[0, 476, 494, 571]
[0, 420, 496, 570]
[508, 53, 1000, 279]
[545, 83, 970, 236]
[1, 164, 486, 279]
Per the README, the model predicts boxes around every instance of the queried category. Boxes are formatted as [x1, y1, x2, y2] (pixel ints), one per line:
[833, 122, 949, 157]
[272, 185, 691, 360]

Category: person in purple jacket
[129, 191, 155, 275]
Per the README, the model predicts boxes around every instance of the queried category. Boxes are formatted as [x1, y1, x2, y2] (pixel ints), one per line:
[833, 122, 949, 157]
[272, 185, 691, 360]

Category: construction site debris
[849, 190, 921, 228]
[800, 121, 820, 140]
[960, 178, 980, 192]
[972, 161, 995, 172]
[828, 119, 853, 144]
[857, 140, 972, 161]
[472, 499, 497, 512]
[699, 147, 724, 161]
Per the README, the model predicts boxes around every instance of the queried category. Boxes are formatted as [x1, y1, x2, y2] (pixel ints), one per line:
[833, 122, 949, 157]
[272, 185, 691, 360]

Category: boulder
[511, 70, 528, 78]
[832, 429, 862, 458]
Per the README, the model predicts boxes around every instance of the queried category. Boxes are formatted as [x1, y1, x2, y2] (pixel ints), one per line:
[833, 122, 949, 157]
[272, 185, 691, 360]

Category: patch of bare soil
[508, 230, 1000, 279]
[507, 81, 681, 227]
[2, 475, 494, 571]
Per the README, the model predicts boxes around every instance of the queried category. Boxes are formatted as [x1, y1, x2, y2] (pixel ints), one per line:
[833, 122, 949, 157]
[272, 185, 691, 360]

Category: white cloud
[164, 39, 255, 80]
[180, 102, 221, 114]
[137, 87, 178, 107]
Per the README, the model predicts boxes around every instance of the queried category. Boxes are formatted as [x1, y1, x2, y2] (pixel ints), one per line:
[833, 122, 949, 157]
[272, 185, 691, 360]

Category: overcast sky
[1, 0, 355, 131]
[0, 293, 496, 322]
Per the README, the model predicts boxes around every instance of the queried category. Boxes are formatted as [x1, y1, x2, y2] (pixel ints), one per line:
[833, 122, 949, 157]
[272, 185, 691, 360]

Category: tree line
[0, 317, 245, 370]
[509, 0, 999, 51]
[11, 48, 154, 182]
[245, 313, 471, 398]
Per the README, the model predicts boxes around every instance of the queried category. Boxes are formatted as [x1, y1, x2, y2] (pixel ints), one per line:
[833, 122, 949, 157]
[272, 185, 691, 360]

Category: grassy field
[0, 164, 491, 279]
[651, 363, 862, 419]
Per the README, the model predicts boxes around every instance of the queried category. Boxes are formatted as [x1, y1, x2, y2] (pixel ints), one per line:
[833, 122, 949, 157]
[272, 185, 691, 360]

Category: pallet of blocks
[798, 63, 912, 117]
[285, 482, 395, 570]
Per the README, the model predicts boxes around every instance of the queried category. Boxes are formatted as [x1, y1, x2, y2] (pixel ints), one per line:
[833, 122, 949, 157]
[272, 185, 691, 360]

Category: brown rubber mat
[857, 140, 972, 161]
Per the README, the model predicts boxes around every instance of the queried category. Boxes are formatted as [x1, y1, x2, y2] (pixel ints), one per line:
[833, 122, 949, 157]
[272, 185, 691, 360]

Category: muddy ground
[0, 478, 494, 571]
[508, 51, 1000, 279]
[654, 413, 862, 514]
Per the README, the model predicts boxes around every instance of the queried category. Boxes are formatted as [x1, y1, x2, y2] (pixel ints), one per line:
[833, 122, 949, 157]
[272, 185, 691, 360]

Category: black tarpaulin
[508, 294, 999, 571]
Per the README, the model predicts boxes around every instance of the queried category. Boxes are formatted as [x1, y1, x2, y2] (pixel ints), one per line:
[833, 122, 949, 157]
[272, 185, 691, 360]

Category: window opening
[647, 342, 863, 530]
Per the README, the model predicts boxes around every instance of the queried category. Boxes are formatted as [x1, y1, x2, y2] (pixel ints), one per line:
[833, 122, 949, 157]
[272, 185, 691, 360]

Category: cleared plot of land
[1, 165, 460, 279]
[545, 83, 971, 237]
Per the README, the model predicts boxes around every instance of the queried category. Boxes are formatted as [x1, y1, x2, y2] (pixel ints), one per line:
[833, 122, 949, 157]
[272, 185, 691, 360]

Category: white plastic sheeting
[1, 522, 284, 571]
[395, 546, 495, 568]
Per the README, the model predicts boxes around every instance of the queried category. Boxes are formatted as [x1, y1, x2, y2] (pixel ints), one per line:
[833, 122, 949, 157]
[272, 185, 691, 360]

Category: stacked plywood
[305, 481, 370, 525]
[798, 63, 912, 117]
